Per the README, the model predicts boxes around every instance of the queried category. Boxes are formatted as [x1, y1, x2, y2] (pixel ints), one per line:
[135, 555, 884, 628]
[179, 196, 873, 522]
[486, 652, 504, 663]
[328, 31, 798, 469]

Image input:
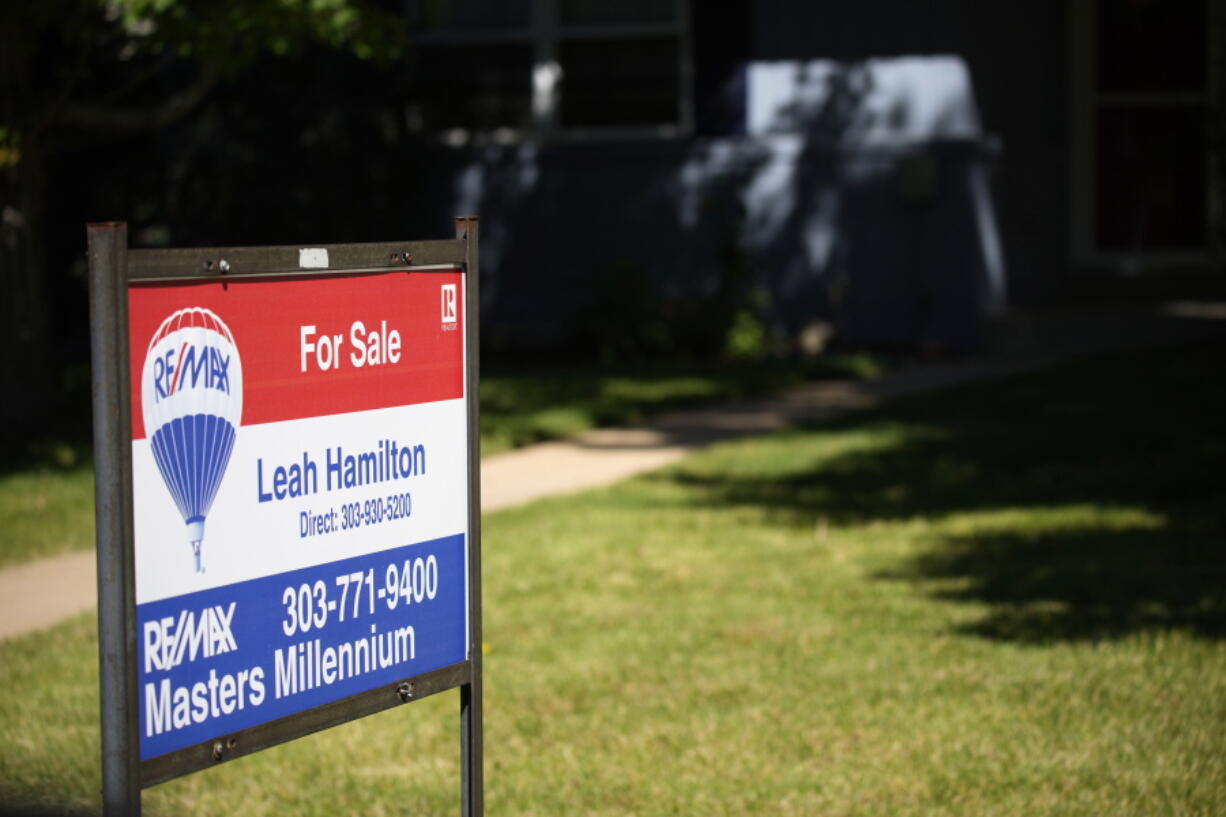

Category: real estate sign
[88, 225, 482, 816]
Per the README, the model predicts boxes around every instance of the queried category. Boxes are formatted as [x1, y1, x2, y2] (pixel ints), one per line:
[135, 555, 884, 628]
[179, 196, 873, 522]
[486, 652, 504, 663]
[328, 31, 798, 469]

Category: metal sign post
[87, 221, 482, 816]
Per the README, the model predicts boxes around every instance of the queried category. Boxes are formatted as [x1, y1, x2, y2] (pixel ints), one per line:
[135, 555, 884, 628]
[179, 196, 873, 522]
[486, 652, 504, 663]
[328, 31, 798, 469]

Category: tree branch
[56, 65, 219, 134]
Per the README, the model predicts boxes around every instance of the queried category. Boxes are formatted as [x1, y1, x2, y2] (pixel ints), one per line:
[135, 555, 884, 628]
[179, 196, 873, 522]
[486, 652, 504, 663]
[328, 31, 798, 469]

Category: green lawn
[0, 448, 95, 569]
[1, 344, 1224, 815]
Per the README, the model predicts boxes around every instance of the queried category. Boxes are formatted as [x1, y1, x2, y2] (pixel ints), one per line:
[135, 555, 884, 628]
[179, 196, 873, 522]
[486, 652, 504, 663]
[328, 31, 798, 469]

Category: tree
[0, 0, 405, 439]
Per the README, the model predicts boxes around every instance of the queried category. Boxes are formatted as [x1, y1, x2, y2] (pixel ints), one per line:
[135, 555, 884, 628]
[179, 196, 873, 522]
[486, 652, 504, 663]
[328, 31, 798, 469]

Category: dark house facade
[390, 0, 1221, 355]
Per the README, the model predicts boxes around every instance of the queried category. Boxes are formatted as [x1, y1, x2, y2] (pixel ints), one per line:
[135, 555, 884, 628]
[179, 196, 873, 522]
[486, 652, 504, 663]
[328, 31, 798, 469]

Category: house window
[558, 37, 681, 128]
[404, 0, 691, 140]
[1071, 0, 1213, 267]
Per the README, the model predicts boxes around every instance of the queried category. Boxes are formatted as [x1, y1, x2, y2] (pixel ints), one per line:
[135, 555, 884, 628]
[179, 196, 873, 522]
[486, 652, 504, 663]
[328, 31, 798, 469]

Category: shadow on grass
[0, 437, 94, 479]
[902, 524, 1226, 640]
[650, 343, 1226, 642]
[479, 354, 881, 450]
[0, 807, 92, 817]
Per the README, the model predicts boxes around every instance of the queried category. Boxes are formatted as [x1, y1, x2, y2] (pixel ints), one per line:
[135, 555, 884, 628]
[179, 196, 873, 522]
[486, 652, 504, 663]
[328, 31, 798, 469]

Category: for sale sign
[124, 270, 471, 760]
[90, 227, 482, 816]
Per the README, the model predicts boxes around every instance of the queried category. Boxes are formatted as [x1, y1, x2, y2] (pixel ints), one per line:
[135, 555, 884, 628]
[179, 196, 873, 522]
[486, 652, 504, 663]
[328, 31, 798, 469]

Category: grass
[2, 343, 1224, 815]
[0, 355, 880, 568]
[0, 444, 95, 569]
[478, 355, 881, 454]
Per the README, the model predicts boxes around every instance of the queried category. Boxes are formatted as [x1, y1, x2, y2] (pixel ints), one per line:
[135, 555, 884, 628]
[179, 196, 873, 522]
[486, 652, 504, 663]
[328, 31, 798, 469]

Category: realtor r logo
[441, 284, 457, 325]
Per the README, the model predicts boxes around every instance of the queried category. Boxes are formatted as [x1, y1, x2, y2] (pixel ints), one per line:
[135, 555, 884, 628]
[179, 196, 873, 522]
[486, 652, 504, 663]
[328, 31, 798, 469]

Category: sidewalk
[3, 302, 1223, 641]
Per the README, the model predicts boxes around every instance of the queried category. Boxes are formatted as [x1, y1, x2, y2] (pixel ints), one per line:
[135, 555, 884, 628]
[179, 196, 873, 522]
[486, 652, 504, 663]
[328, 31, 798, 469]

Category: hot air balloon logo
[141, 308, 243, 574]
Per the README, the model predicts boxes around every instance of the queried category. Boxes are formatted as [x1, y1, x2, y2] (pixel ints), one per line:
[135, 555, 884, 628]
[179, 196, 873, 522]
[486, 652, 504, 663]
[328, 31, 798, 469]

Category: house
[390, 0, 1220, 356]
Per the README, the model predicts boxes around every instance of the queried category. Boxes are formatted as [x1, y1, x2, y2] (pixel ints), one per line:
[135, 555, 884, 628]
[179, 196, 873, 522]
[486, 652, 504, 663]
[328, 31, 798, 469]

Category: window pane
[1095, 105, 1206, 250]
[560, 0, 677, 26]
[412, 0, 532, 30]
[408, 44, 533, 130]
[559, 38, 679, 127]
[1096, 0, 1205, 93]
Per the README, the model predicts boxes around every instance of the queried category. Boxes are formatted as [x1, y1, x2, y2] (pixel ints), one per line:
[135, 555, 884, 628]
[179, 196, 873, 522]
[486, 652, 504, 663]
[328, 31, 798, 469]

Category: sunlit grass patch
[0, 463, 95, 568]
[0, 613, 100, 815]
[934, 505, 1168, 538]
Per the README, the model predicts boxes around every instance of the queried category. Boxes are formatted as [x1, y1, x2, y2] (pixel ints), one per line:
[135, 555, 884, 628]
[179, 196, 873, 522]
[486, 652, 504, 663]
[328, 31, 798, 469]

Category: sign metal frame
[87, 220, 483, 817]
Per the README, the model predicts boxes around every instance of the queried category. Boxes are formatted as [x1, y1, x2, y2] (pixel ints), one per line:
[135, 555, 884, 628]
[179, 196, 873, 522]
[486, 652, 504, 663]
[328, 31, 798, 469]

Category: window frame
[407, 0, 693, 142]
[1068, 0, 1219, 271]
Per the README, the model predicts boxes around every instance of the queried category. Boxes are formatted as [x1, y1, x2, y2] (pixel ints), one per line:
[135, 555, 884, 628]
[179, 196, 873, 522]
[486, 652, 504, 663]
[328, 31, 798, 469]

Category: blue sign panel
[137, 533, 467, 759]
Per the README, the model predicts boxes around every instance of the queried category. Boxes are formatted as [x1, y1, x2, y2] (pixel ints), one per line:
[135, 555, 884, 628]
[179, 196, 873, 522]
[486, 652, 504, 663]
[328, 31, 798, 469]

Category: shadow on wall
[450, 54, 1007, 359]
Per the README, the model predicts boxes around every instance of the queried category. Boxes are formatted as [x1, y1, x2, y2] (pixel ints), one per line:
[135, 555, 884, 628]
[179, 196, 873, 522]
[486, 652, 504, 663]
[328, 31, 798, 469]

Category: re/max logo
[143, 602, 238, 673]
[151, 343, 232, 401]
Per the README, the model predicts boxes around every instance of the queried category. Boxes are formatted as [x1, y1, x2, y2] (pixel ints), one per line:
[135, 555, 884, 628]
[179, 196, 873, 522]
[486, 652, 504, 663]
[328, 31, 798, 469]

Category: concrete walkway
[3, 303, 1224, 641]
